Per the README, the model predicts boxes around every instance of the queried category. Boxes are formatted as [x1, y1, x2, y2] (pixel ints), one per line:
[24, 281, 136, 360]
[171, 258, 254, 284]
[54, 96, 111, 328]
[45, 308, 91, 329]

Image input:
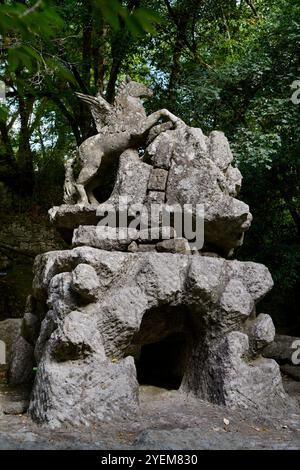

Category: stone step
[0, 383, 30, 415]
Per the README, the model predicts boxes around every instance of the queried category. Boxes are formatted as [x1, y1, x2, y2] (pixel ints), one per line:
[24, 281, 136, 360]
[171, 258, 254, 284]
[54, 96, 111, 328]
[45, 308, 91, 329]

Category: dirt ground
[1, 380, 300, 450]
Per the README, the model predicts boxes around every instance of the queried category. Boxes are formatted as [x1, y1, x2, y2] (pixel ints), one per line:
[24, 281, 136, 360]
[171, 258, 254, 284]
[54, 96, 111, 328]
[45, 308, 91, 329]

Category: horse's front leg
[143, 109, 184, 132]
[75, 183, 89, 205]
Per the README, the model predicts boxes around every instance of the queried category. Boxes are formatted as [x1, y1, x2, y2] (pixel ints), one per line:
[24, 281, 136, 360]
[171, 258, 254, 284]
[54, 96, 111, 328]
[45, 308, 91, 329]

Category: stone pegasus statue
[66, 76, 183, 205]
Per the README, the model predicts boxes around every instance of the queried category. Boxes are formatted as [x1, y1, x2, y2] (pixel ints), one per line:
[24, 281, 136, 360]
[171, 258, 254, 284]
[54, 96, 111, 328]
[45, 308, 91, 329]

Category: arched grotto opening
[127, 305, 200, 391]
[136, 332, 188, 389]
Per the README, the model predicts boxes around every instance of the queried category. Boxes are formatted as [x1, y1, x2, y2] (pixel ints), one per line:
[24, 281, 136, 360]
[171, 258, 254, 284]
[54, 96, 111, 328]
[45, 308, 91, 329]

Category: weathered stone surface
[72, 264, 100, 302]
[208, 131, 233, 171]
[11, 79, 287, 427]
[18, 248, 288, 425]
[29, 354, 138, 427]
[146, 191, 165, 204]
[0, 319, 22, 364]
[181, 331, 288, 410]
[160, 125, 252, 255]
[32, 247, 129, 302]
[138, 226, 176, 243]
[47, 272, 77, 320]
[21, 312, 39, 346]
[227, 260, 274, 302]
[1, 385, 300, 449]
[185, 256, 225, 305]
[73, 225, 177, 249]
[263, 335, 300, 365]
[146, 121, 174, 147]
[156, 238, 190, 254]
[219, 279, 254, 320]
[9, 335, 34, 386]
[247, 313, 275, 353]
[280, 364, 300, 382]
[128, 241, 138, 252]
[137, 244, 157, 252]
[203, 197, 251, 255]
[50, 80, 253, 256]
[50, 310, 105, 362]
[145, 129, 175, 169]
[2, 400, 29, 415]
[97, 149, 151, 206]
[225, 165, 242, 196]
[34, 310, 56, 364]
[49, 204, 99, 230]
[72, 225, 138, 250]
[68, 78, 182, 205]
[148, 168, 168, 191]
[0, 383, 30, 417]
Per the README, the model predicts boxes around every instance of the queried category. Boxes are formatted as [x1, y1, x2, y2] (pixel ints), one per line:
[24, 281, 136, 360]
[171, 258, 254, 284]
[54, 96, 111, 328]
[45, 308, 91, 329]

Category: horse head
[116, 76, 153, 102]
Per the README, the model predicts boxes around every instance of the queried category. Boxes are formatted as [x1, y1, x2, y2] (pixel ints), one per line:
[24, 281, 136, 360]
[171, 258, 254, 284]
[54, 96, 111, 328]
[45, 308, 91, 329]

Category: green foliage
[0, 105, 8, 123]
[0, 0, 160, 86]
[0, 1, 63, 38]
[93, 1, 160, 36]
[0, 0, 299, 332]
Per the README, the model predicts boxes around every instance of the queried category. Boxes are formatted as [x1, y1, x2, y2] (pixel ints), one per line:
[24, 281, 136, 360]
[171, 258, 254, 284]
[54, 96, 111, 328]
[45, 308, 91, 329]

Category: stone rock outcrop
[0, 319, 22, 364]
[10, 247, 291, 426]
[50, 82, 252, 256]
[10, 78, 292, 427]
[9, 335, 34, 386]
[280, 364, 300, 382]
[262, 334, 300, 385]
[263, 334, 300, 364]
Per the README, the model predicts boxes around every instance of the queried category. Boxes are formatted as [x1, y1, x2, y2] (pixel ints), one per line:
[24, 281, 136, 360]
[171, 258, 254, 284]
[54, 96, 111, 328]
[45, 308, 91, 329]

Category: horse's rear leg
[86, 175, 102, 205]
[87, 189, 99, 205]
[76, 165, 99, 204]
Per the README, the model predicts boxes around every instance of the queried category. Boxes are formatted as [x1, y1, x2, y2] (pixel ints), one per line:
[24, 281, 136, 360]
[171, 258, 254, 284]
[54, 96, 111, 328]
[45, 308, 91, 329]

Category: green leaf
[126, 15, 145, 38]
[20, 45, 41, 62]
[133, 7, 161, 30]
[44, 58, 76, 85]
[7, 48, 21, 72]
[0, 105, 8, 123]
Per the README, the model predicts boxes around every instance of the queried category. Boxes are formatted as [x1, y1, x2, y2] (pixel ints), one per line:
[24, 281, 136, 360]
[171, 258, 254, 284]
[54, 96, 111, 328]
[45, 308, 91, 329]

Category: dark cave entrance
[91, 157, 120, 204]
[136, 332, 188, 390]
[130, 305, 196, 391]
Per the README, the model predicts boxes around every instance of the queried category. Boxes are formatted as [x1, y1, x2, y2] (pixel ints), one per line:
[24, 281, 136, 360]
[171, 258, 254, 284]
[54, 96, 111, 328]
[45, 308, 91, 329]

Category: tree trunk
[92, 7, 106, 93]
[167, 33, 184, 110]
[106, 52, 123, 104]
[106, 0, 140, 103]
[17, 93, 35, 195]
[0, 121, 14, 164]
[79, 2, 95, 140]
[82, 3, 92, 87]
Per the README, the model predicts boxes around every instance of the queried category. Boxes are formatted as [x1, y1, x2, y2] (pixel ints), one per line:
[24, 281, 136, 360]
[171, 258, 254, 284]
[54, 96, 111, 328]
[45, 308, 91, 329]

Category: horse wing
[75, 92, 113, 131]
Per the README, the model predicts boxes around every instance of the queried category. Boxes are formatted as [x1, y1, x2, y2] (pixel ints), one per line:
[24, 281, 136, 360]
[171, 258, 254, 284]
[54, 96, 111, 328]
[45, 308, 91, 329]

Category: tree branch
[163, 0, 178, 25]
[50, 95, 82, 145]
[19, 0, 42, 18]
[245, 0, 259, 18]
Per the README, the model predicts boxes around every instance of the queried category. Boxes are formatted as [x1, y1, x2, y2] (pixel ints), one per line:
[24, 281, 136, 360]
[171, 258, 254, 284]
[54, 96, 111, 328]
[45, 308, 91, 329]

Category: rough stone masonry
[8, 77, 295, 427]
